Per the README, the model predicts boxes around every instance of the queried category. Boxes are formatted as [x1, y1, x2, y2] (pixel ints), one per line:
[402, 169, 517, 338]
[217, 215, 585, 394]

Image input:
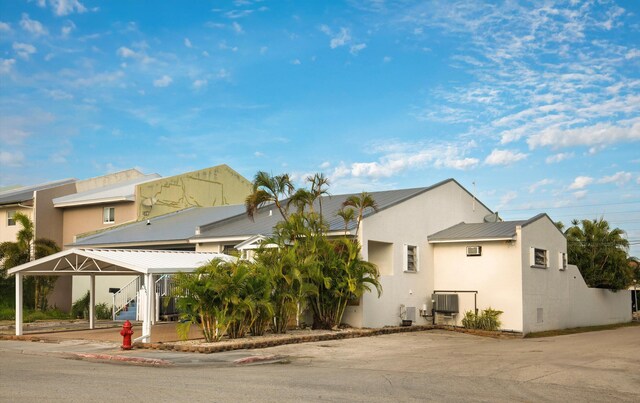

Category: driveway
[1, 326, 638, 402]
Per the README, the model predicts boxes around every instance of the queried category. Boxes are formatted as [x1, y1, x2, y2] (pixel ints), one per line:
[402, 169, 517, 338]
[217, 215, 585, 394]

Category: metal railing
[112, 276, 141, 320]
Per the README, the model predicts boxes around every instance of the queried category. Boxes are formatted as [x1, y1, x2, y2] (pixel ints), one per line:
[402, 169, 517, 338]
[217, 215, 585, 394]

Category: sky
[0, 0, 639, 256]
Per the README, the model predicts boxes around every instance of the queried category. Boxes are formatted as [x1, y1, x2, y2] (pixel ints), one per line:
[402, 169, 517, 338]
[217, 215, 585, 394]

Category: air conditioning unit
[432, 294, 459, 314]
[466, 246, 482, 256]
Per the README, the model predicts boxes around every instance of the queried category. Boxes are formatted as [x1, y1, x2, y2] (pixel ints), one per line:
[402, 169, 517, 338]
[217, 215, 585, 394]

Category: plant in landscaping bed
[71, 292, 90, 319]
[461, 307, 503, 331]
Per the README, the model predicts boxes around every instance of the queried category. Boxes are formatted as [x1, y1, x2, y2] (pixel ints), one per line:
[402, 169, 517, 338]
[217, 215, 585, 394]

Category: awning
[9, 248, 235, 342]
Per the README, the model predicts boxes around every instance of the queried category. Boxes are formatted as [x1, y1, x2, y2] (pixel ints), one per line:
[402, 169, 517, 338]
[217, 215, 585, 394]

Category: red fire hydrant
[120, 320, 134, 350]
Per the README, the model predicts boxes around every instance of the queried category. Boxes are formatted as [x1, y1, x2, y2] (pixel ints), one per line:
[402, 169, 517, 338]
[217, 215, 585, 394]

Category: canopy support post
[15, 273, 23, 336]
[89, 274, 95, 329]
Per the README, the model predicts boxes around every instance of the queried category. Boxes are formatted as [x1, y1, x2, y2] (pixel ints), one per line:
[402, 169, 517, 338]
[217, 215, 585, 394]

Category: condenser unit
[432, 294, 459, 314]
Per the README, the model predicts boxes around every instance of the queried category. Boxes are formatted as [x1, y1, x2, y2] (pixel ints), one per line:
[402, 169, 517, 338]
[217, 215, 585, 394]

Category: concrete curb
[68, 352, 173, 367]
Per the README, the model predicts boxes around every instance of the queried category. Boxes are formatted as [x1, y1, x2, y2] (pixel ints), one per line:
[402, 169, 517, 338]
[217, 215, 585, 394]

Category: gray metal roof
[0, 178, 76, 205]
[192, 179, 471, 240]
[53, 174, 160, 207]
[72, 205, 245, 247]
[428, 213, 548, 242]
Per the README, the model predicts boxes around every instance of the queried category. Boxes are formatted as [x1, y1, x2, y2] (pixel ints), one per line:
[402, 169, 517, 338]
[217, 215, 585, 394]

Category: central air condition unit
[432, 294, 459, 314]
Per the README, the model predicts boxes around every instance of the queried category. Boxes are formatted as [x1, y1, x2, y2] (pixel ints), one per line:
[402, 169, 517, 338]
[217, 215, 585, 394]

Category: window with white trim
[404, 244, 418, 272]
[7, 210, 16, 226]
[103, 207, 115, 224]
[559, 252, 567, 270]
[530, 247, 548, 268]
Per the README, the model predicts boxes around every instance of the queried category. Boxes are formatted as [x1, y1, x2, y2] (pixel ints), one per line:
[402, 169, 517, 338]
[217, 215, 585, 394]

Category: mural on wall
[136, 165, 252, 220]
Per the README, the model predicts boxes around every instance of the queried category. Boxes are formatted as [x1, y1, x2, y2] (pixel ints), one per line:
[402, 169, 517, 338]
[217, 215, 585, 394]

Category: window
[7, 210, 16, 226]
[103, 207, 115, 224]
[222, 244, 236, 255]
[404, 244, 418, 272]
[559, 252, 567, 271]
[530, 247, 548, 268]
[466, 246, 482, 256]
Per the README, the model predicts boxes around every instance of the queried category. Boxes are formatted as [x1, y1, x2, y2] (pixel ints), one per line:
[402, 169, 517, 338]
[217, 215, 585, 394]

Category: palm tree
[342, 192, 378, 237]
[565, 218, 632, 290]
[245, 171, 294, 220]
[0, 212, 60, 310]
[336, 207, 356, 235]
[309, 173, 330, 221]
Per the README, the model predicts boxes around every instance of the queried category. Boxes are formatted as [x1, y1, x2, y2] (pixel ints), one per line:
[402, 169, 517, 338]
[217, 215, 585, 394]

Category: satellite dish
[484, 212, 500, 223]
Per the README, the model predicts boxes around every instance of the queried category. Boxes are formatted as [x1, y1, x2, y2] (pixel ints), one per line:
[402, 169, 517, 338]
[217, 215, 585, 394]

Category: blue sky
[0, 0, 639, 255]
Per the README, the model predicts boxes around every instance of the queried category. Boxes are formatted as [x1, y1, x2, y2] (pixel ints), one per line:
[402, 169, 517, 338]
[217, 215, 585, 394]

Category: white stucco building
[429, 213, 631, 333]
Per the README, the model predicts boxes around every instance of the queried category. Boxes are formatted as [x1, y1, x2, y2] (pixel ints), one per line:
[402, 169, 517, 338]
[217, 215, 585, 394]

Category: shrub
[71, 292, 90, 319]
[95, 303, 112, 320]
[461, 307, 503, 331]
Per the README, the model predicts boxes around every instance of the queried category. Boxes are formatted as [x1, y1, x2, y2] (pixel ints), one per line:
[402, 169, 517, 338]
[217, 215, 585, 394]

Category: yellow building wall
[0, 206, 33, 243]
[136, 164, 252, 219]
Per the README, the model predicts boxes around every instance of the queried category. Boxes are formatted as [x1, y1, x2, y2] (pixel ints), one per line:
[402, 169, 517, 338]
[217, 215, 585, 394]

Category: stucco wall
[33, 183, 77, 247]
[72, 275, 138, 307]
[61, 202, 136, 247]
[136, 165, 252, 220]
[0, 206, 32, 243]
[432, 240, 523, 331]
[346, 180, 492, 328]
[520, 217, 631, 333]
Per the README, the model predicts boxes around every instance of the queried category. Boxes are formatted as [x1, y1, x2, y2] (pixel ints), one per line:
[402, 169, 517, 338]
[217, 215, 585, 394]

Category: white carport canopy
[8, 248, 234, 342]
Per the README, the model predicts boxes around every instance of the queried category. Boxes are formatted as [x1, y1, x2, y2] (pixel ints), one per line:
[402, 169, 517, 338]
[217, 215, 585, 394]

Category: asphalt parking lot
[1, 326, 639, 402]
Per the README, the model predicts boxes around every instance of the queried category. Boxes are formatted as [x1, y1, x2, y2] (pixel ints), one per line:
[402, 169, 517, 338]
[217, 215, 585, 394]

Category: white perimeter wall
[432, 241, 523, 332]
[521, 217, 631, 334]
[345, 180, 491, 328]
[73, 275, 138, 307]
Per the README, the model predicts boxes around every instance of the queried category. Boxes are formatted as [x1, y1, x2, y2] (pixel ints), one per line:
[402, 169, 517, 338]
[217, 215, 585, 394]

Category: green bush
[0, 306, 70, 322]
[71, 292, 90, 319]
[461, 307, 503, 331]
[95, 302, 112, 320]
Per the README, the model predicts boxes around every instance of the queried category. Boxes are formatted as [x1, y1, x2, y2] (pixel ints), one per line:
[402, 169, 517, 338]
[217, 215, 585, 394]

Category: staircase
[115, 300, 137, 321]
[112, 277, 141, 321]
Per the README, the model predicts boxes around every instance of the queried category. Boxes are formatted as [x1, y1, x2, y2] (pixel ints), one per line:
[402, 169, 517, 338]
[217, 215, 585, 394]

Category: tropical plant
[461, 308, 503, 331]
[245, 171, 294, 220]
[342, 192, 378, 237]
[0, 212, 60, 310]
[565, 218, 633, 290]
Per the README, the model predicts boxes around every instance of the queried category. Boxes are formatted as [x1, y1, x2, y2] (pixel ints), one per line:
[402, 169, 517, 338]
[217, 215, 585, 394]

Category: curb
[69, 352, 173, 366]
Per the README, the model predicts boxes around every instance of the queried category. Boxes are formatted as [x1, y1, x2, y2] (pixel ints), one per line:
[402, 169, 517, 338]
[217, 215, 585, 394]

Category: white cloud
[572, 190, 588, 200]
[20, 14, 48, 36]
[13, 43, 37, 60]
[184, 38, 192, 48]
[568, 176, 593, 190]
[350, 43, 367, 55]
[291, 59, 301, 65]
[383, 56, 391, 63]
[216, 69, 230, 79]
[497, 191, 517, 209]
[0, 128, 30, 145]
[232, 21, 244, 34]
[153, 75, 172, 87]
[545, 152, 573, 164]
[48, 0, 87, 16]
[254, 151, 264, 157]
[320, 161, 331, 169]
[61, 20, 75, 36]
[0, 151, 24, 167]
[45, 89, 73, 100]
[625, 49, 640, 59]
[484, 149, 527, 166]
[0, 22, 11, 32]
[320, 25, 352, 49]
[0, 58, 16, 74]
[528, 121, 640, 150]
[192, 79, 207, 89]
[598, 171, 632, 186]
[260, 46, 268, 55]
[117, 46, 137, 58]
[528, 179, 553, 193]
[330, 27, 351, 49]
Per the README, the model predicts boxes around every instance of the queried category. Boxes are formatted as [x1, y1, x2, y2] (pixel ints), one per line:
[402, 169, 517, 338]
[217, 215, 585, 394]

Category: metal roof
[428, 214, 548, 242]
[72, 204, 246, 247]
[53, 174, 161, 207]
[0, 178, 76, 205]
[192, 179, 471, 240]
[8, 248, 234, 275]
